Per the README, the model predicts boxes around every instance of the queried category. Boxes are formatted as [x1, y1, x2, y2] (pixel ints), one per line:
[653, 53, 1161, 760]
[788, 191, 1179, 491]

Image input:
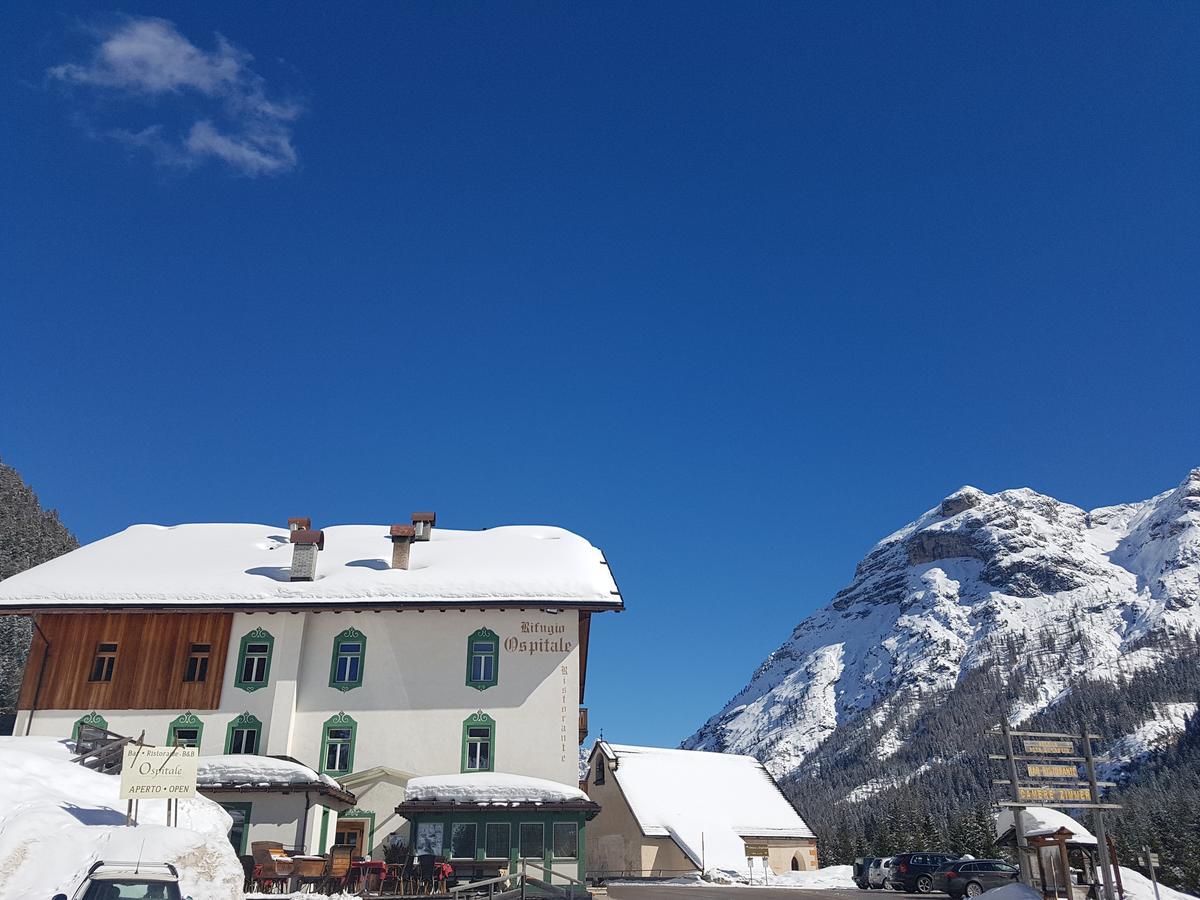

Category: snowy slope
[684, 470, 1200, 783]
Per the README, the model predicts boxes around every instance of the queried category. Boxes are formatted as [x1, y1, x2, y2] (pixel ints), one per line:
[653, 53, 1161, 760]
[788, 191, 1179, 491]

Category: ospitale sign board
[120, 745, 199, 800]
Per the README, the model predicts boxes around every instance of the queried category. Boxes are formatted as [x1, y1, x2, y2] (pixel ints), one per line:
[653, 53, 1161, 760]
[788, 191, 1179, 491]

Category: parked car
[53, 861, 183, 900]
[869, 857, 894, 890]
[854, 857, 875, 889]
[888, 852, 960, 893]
[932, 859, 1019, 899]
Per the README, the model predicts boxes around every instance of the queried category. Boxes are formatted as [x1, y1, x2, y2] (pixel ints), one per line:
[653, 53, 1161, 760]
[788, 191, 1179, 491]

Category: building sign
[744, 843, 770, 859]
[119, 745, 198, 799]
[1022, 738, 1074, 755]
[1017, 786, 1092, 803]
[1027, 763, 1078, 778]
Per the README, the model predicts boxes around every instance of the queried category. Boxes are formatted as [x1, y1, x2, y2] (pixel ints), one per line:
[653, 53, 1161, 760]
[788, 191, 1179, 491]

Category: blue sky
[2, 3, 1199, 748]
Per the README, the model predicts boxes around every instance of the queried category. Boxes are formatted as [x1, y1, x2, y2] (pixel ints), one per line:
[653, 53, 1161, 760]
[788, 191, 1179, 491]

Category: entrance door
[335, 819, 367, 857]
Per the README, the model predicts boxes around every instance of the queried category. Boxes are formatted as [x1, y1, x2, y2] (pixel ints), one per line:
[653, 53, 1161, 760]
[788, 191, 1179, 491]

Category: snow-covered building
[582, 742, 817, 878]
[0, 515, 622, 870]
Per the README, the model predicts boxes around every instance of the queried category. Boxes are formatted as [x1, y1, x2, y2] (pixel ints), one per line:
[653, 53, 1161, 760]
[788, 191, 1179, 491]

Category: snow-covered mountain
[684, 469, 1200, 784]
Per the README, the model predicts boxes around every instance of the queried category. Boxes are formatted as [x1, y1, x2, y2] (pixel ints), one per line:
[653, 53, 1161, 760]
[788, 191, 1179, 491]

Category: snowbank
[198, 753, 342, 789]
[0, 736, 243, 900]
[0, 522, 622, 605]
[405, 772, 588, 803]
[1119, 866, 1198, 900]
[978, 884, 1042, 900]
[766, 865, 855, 889]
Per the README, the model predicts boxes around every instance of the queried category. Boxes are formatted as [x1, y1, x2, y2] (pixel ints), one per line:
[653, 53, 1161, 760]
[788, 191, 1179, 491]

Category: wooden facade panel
[18, 613, 232, 710]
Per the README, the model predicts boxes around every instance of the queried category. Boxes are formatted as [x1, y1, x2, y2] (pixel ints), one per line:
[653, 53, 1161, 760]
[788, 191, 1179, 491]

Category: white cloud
[50, 17, 302, 176]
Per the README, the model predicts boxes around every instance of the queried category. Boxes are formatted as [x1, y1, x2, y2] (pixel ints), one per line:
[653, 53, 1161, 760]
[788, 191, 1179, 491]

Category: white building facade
[2, 519, 621, 861]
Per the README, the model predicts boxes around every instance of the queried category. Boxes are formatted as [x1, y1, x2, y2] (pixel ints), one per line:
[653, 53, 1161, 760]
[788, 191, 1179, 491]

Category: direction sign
[1027, 763, 1078, 778]
[119, 745, 198, 800]
[1023, 738, 1074, 755]
[743, 843, 770, 859]
[1017, 785, 1091, 804]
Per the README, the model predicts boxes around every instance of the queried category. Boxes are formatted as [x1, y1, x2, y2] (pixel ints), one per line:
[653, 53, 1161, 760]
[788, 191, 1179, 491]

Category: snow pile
[198, 754, 342, 789]
[0, 522, 622, 605]
[686, 469, 1200, 781]
[0, 736, 243, 900]
[405, 772, 588, 804]
[976, 883, 1042, 900]
[995, 807, 1097, 844]
[766, 864, 855, 888]
[1118, 866, 1198, 900]
[601, 744, 812, 875]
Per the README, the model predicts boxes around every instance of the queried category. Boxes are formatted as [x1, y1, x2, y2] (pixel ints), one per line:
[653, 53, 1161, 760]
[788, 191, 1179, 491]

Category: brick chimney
[389, 524, 415, 570]
[289, 528, 324, 581]
[288, 517, 312, 532]
[412, 512, 436, 542]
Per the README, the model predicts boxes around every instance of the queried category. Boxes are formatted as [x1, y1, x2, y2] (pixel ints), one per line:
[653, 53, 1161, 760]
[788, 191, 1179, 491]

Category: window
[72, 711, 108, 743]
[461, 712, 495, 773]
[168, 712, 203, 748]
[519, 823, 544, 860]
[485, 823, 511, 859]
[183, 643, 211, 682]
[451, 823, 478, 859]
[593, 757, 605, 785]
[552, 822, 578, 859]
[329, 627, 367, 692]
[235, 628, 274, 692]
[225, 712, 263, 754]
[465, 628, 499, 691]
[220, 802, 253, 855]
[320, 712, 357, 774]
[89, 642, 118, 682]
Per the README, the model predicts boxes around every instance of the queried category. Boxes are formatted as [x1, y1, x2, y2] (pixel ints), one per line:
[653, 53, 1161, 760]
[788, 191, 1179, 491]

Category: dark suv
[932, 859, 1019, 899]
[887, 853, 959, 893]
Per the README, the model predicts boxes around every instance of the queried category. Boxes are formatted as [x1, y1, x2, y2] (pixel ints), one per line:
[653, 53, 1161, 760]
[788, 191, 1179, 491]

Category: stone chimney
[289, 528, 324, 581]
[389, 524, 415, 570]
[288, 517, 311, 532]
[412, 512, 436, 542]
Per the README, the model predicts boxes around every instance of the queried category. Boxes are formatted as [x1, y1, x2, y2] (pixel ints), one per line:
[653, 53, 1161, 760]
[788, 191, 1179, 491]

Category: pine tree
[0, 457, 79, 713]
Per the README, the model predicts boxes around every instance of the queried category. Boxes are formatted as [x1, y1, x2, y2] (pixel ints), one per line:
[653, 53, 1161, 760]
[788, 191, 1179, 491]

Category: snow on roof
[994, 807, 1097, 845]
[196, 754, 345, 791]
[0, 523, 622, 608]
[404, 772, 590, 805]
[600, 743, 814, 873]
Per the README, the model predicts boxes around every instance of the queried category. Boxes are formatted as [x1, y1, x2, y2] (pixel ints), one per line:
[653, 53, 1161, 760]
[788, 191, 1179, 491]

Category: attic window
[594, 757, 605, 785]
[184, 643, 211, 683]
[89, 642, 118, 682]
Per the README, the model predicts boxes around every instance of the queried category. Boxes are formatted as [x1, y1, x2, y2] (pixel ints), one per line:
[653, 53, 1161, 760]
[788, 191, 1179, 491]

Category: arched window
[321, 712, 357, 775]
[465, 628, 499, 691]
[225, 712, 263, 754]
[168, 711, 204, 748]
[791, 856, 800, 871]
[329, 627, 367, 692]
[461, 711, 496, 772]
[235, 628, 274, 692]
[72, 711, 108, 743]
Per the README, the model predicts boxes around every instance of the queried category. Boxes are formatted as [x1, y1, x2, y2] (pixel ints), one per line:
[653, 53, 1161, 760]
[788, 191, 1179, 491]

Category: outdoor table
[350, 859, 387, 892]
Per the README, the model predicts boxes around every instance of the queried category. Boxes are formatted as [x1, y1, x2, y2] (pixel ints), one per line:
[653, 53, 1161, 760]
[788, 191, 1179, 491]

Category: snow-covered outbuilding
[582, 742, 818, 878]
[196, 754, 357, 856]
[0, 516, 622, 865]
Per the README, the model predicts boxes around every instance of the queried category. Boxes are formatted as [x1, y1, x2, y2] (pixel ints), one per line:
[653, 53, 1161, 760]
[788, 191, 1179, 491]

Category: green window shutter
[168, 711, 204, 748]
[461, 711, 496, 773]
[72, 711, 108, 742]
[234, 627, 275, 693]
[220, 802, 254, 855]
[224, 712, 263, 754]
[320, 712, 357, 775]
[329, 627, 367, 692]
[465, 628, 500, 691]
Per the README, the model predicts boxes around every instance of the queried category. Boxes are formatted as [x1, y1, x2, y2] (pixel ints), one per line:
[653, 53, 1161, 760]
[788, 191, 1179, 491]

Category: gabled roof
[0, 523, 623, 611]
[592, 742, 814, 872]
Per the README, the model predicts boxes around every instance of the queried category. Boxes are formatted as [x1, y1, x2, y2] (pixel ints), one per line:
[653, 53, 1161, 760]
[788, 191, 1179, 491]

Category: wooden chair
[418, 854, 437, 894]
[325, 844, 354, 894]
[250, 841, 288, 893]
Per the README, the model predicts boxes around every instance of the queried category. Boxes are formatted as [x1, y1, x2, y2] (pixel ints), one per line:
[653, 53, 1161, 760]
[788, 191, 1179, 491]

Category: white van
[53, 861, 183, 900]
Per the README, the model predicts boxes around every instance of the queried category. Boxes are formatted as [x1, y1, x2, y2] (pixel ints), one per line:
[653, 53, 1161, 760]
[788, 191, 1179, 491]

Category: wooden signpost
[989, 723, 1121, 900]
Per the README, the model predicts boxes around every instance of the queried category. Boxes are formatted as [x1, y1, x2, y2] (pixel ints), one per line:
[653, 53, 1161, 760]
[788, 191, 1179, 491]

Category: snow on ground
[1119, 866, 1198, 900]
[404, 772, 588, 803]
[609, 865, 854, 891]
[198, 753, 342, 789]
[0, 736, 243, 900]
[0, 522, 622, 605]
[765, 865, 855, 889]
[976, 883, 1042, 900]
[1102, 702, 1199, 778]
